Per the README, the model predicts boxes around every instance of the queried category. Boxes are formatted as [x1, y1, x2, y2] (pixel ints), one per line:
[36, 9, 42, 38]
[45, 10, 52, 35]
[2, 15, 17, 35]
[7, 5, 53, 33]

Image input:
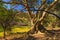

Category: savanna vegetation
[0, 0, 60, 40]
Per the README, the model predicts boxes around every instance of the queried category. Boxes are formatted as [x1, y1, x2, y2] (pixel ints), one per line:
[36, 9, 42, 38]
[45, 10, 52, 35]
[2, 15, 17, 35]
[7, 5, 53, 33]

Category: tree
[0, 0, 60, 38]
[0, 6, 17, 39]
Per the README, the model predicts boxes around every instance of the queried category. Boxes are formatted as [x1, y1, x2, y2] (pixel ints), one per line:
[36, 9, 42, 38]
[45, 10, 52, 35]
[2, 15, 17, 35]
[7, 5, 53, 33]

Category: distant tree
[0, 6, 17, 39]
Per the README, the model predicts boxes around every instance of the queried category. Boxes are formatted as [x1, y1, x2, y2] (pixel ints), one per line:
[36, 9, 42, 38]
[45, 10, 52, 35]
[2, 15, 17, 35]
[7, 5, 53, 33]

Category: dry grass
[0, 26, 30, 37]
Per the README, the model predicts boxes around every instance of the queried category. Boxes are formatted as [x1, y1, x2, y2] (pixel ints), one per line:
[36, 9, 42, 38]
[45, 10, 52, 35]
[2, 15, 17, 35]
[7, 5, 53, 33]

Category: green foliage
[0, 6, 18, 32]
[26, 0, 39, 8]
[55, 11, 60, 27]
[16, 12, 30, 25]
[0, 25, 3, 32]
[0, 7, 8, 22]
[55, 2, 60, 11]
[42, 14, 56, 27]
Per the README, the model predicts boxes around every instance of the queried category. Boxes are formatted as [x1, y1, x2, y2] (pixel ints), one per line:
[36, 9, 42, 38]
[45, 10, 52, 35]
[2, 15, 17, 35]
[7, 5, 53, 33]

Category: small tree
[0, 6, 17, 39]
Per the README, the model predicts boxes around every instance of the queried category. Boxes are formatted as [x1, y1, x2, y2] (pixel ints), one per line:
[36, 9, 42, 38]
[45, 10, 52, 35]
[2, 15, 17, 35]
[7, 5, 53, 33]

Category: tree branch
[39, 0, 59, 21]
[35, 0, 46, 18]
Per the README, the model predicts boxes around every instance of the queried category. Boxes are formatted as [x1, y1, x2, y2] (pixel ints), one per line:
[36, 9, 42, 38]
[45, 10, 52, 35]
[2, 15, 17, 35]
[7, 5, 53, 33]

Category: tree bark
[3, 27, 6, 40]
[2, 24, 6, 40]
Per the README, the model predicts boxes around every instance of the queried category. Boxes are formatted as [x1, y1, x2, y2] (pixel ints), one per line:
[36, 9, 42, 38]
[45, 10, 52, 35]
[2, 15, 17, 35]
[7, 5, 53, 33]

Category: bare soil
[0, 30, 60, 40]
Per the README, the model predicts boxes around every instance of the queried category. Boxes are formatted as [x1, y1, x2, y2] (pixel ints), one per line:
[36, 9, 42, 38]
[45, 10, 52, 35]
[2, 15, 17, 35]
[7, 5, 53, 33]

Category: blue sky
[2, 0, 23, 10]
[2, 0, 54, 11]
[2, 0, 11, 9]
[2, 0, 11, 2]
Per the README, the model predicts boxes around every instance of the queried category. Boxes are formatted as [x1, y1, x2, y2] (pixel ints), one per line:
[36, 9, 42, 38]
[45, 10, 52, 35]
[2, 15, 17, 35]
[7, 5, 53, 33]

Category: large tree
[0, 0, 60, 38]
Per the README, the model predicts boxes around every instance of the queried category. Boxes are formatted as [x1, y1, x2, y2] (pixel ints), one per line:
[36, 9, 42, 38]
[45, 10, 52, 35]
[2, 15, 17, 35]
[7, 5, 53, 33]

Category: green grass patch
[0, 32, 4, 37]
[0, 26, 30, 37]
[11, 26, 30, 33]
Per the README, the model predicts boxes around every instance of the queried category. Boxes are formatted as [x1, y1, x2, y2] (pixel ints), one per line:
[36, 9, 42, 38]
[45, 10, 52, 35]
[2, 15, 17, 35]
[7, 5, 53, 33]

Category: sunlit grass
[0, 26, 30, 37]
[0, 25, 60, 37]
[11, 26, 30, 33]
[0, 32, 4, 37]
